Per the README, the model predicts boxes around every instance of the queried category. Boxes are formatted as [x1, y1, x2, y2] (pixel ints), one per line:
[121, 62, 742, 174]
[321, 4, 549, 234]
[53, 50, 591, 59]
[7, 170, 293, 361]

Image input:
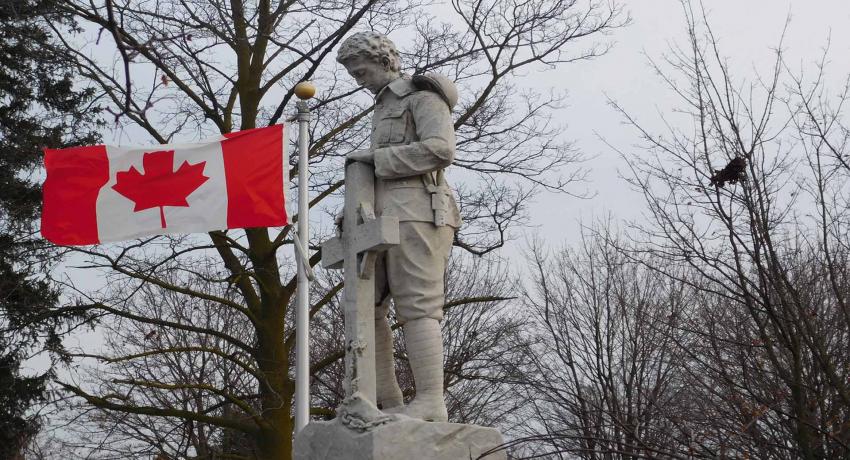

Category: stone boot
[401, 318, 448, 422]
[375, 316, 404, 410]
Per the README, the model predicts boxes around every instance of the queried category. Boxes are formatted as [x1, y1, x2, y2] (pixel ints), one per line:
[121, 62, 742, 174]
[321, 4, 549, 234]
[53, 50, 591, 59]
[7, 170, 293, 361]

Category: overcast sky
[53, 0, 850, 306]
[78, 0, 850, 255]
[526, 0, 850, 248]
[49, 0, 850, 356]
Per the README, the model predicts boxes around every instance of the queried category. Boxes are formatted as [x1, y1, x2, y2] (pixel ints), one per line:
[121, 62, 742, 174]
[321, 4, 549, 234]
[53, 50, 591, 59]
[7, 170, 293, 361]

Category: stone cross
[321, 161, 399, 404]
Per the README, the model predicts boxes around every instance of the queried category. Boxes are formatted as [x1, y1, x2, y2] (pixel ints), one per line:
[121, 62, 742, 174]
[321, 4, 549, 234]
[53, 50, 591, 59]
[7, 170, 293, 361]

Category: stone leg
[383, 222, 453, 422]
[374, 256, 403, 409]
[385, 223, 454, 324]
[402, 317, 448, 422]
[375, 315, 403, 409]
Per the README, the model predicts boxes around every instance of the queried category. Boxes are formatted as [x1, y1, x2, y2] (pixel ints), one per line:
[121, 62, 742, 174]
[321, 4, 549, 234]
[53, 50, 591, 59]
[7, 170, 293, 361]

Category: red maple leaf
[112, 150, 209, 228]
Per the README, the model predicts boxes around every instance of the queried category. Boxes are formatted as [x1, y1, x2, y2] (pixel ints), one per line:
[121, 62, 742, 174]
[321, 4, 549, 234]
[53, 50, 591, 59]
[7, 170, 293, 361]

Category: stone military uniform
[370, 75, 461, 324]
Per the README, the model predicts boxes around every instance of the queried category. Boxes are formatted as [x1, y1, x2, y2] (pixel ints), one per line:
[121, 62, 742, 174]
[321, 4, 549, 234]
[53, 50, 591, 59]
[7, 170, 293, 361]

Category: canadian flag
[42, 125, 289, 245]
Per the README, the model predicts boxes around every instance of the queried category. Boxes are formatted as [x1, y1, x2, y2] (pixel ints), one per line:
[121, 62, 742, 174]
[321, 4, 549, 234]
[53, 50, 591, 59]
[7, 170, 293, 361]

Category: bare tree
[606, 1, 850, 457]
[440, 255, 528, 429]
[39, 0, 627, 457]
[513, 229, 697, 459]
[53, 253, 528, 459]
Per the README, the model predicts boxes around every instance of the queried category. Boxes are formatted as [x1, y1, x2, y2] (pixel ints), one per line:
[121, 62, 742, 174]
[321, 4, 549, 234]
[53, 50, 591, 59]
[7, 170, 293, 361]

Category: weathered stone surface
[294, 417, 507, 460]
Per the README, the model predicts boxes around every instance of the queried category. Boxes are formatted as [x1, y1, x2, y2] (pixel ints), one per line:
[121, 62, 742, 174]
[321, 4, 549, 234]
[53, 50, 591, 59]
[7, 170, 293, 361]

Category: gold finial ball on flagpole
[294, 81, 316, 100]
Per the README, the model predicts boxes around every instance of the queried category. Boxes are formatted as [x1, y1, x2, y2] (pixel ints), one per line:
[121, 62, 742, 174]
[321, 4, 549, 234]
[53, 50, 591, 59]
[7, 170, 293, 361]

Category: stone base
[294, 418, 507, 460]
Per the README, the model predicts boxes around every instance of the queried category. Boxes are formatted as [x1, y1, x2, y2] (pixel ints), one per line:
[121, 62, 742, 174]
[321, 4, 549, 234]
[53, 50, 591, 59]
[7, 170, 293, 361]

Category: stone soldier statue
[337, 31, 461, 422]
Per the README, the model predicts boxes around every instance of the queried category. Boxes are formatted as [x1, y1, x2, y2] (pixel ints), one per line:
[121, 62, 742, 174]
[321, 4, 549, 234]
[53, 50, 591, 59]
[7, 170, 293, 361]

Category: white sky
[63, 0, 850, 258]
[527, 0, 850, 248]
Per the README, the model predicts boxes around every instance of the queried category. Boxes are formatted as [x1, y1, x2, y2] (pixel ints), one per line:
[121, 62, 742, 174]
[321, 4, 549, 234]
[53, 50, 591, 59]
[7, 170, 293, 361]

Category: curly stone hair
[336, 31, 401, 73]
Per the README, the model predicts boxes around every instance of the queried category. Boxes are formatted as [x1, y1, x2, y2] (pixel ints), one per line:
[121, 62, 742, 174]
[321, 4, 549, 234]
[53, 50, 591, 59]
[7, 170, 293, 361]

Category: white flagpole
[294, 81, 315, 433]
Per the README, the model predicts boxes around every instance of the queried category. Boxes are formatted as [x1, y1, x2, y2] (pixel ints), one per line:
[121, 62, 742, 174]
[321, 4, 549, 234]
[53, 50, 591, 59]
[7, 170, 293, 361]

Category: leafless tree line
[502, 2, 850, 458]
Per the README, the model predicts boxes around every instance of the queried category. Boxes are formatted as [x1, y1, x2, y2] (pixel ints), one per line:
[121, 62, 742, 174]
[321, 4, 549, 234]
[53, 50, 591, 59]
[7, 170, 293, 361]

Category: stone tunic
[371, 76, 461, 228]
[370, 76, 460, 323]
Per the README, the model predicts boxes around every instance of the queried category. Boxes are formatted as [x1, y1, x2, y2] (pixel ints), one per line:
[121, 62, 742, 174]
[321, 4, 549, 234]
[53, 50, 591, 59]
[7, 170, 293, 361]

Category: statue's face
[343, 57, 396, 94]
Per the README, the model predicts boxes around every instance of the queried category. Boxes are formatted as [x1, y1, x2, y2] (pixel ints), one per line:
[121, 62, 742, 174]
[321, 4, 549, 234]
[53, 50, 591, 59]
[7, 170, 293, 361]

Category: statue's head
[337, 31, 401, 94]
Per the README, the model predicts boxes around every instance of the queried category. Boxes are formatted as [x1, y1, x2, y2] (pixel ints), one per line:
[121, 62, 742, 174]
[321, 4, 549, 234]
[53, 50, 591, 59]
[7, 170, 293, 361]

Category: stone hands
[346, 149, 374, 164]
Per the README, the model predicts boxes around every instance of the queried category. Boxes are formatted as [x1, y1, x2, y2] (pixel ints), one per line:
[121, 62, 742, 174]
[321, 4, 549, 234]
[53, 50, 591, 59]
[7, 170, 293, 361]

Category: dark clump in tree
[709, 156, 746, 187]
[0, 0, 101, 456]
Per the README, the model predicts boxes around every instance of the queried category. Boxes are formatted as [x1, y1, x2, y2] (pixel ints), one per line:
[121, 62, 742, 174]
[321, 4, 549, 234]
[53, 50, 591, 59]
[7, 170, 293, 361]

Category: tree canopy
[0, 0, 100, 456]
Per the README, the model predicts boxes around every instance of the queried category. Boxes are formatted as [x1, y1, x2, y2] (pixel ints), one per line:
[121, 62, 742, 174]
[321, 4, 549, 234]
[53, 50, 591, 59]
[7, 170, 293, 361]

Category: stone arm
[373, 92, 455, 179]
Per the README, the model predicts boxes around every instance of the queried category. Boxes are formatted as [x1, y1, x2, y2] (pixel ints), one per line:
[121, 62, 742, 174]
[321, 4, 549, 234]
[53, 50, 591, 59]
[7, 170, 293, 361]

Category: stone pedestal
[294, 418, 507, 460]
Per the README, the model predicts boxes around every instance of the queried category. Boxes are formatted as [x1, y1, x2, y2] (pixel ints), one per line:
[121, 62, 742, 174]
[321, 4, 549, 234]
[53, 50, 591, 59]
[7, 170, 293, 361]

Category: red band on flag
[42, 145, 110, 245]
[222, 125, 287, 228]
